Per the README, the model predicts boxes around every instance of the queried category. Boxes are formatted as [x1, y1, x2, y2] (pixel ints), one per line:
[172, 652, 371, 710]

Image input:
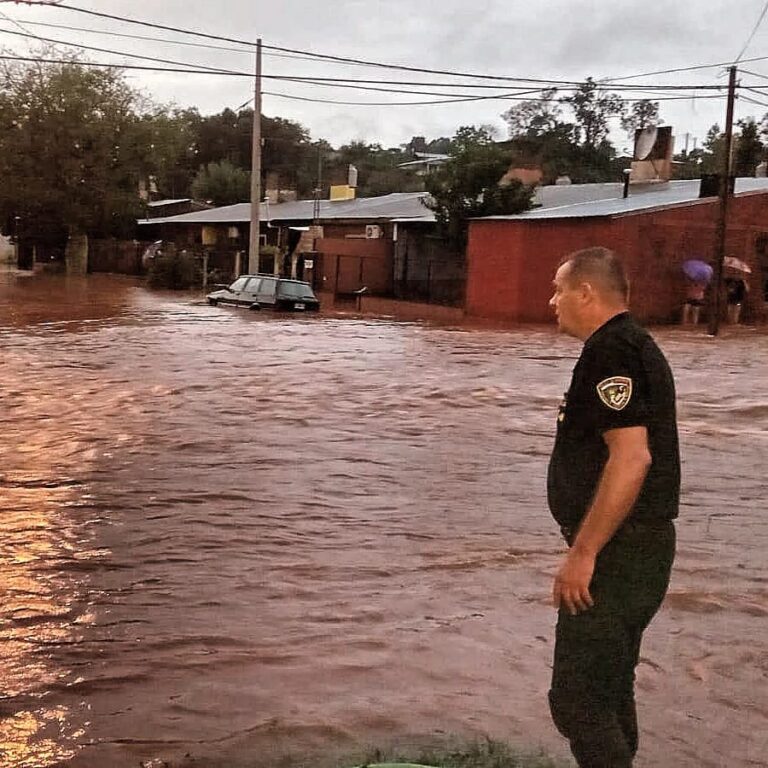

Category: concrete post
[65, 233, 88, 275]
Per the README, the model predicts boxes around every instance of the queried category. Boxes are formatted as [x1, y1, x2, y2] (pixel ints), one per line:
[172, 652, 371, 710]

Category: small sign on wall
[304, 259, 314, 269]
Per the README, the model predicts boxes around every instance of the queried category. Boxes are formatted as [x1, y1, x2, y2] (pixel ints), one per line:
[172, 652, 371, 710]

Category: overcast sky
[3, 0, 768, 153]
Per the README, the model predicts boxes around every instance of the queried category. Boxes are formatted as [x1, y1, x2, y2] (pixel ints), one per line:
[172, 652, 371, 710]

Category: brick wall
[466, 193, 768, 324]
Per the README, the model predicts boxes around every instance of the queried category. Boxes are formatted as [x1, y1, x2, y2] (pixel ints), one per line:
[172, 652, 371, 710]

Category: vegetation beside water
[355, 739, 569, 768]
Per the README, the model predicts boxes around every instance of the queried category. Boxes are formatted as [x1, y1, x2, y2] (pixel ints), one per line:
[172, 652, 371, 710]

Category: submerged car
[206, 274, 320, 312]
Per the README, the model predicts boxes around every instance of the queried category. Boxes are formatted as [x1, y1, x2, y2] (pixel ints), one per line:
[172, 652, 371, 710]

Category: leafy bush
[147, 251, 199, 289]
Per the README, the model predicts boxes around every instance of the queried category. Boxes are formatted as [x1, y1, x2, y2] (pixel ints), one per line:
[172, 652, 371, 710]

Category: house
[143, 198, 212, 219]
[397, 152, 450, 176]
[138, 191, 458, 300]
[466, 178, 768, 324]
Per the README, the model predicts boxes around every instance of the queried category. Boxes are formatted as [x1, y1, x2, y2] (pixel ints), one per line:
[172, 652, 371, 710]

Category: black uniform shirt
[547, 312, 680, 529]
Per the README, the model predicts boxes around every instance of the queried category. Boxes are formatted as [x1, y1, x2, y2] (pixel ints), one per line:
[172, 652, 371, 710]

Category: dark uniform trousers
[548, 520, 676, 768]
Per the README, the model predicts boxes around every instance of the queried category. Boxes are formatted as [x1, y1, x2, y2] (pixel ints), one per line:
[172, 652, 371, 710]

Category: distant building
[397, 152, 450, 176]
[137, 191, 462, 302]
[143, 199, 212, 219]
[467, 178, 768, 324]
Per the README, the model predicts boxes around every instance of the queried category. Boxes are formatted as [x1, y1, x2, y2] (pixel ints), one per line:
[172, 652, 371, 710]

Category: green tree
[0, 55, 147, 247]
[734, 117, 763, 176]
[672, 147, 705, 179]
[561, 78, 625, 148]
[138, 106, 202, 200]
[700, 123, 725, 174]
[621, 99, 660, 138]
[194, 109, 318, 197]
[502, 88, 562, 138]
[424, 126, 534, 250]
[325, 141, 416, 197]
[191, 160, 250, 205]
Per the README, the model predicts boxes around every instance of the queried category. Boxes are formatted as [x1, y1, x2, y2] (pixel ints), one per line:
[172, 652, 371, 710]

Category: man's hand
[553, 548, 596, 615]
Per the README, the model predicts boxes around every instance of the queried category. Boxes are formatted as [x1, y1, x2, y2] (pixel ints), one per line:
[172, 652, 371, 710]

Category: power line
[734, 0, 768, 63]
[0, 25, 244, 73]
[0, 52, 247, 75]
[0, 52, 560, 104]
[0, 26, 730, 95]
[740, 94, 768, 108]
[0, 1, 592, 86]
[13, 19, 342, 64]
[603, 53, 768, 82]
[11, 0, 768, 91]
[0, 1, 744, 101]
[0, 7, 34, 35]
[740, 84, 768, 101]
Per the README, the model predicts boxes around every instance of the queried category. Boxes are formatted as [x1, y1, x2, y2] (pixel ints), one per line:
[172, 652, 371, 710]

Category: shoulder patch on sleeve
[596, 376, 633, 411]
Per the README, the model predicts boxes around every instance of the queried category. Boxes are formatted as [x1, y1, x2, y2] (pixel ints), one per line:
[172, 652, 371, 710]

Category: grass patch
[355, 739, 569, 768]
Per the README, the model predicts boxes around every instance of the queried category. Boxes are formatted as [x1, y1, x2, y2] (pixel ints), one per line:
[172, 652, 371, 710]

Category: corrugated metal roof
[138, 191, 435, 225]
[481, 177, 768, 221]
[146, 198, 192, 207]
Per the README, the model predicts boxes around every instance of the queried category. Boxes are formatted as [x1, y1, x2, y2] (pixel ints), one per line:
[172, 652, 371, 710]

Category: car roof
[240, 274, 311, 286]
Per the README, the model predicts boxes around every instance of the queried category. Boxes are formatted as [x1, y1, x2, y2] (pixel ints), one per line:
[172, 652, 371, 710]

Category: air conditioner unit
[365, 224, 382, 239]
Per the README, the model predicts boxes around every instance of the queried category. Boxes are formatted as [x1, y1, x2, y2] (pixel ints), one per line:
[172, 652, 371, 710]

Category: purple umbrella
[682, 259, 713, 284]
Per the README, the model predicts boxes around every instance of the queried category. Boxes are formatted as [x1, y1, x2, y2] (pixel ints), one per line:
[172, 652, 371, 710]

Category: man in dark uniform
[546, 247, 679, 768]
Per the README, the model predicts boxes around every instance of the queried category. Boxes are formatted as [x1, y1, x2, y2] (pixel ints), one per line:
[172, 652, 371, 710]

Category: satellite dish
[634, 127, 659, 160]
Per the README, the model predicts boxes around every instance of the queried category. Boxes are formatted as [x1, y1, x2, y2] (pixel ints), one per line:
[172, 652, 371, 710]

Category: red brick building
[466, 179, 768, 324]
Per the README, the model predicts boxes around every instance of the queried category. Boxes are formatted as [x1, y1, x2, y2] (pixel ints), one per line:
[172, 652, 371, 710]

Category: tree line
[2, 57, 768, 253]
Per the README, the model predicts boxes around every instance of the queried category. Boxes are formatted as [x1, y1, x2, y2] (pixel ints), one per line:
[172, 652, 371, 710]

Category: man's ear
[579, 281, 596, 302]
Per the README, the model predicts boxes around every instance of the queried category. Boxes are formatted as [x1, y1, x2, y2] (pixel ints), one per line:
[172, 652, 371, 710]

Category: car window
[258, 278, 277, 298]
[229, 277, 249, 292]
[278, 282, 316, 300]
[244, 277, 261, 294]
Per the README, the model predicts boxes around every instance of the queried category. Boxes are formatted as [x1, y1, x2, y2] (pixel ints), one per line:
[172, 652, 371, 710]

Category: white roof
[146, 198, 193, 207]
[138, 191, 435, 225]
[481, 178, 768, 221]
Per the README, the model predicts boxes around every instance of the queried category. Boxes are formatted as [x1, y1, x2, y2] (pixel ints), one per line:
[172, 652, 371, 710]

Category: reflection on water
[1, 272, 767, 768]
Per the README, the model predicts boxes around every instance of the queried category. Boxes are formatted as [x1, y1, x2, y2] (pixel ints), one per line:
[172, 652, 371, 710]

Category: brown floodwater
[1, 270, 767, 768]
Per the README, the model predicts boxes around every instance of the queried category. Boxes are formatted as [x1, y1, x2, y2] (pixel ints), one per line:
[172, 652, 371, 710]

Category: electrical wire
[740, 68, 768, 80]
[734, 0, 768, 63]
[0, 25, 245, 73]
[0, 25, 730, 96]
[740, 94, 768, 108]
[0, 7, 35, 35]
[0, 1, 597, 86]
[9, 0, 768, 90]
[13, 19, 346, 64]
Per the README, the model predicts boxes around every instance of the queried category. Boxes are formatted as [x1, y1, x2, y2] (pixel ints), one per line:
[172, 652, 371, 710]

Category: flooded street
[1, 272, 767, 768]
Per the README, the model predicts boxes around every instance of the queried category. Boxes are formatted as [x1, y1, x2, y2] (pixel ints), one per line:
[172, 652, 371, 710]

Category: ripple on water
[0, 275, 767, 767]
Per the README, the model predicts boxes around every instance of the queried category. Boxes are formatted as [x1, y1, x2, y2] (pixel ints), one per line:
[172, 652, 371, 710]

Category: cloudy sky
[2, 0, 768, 153]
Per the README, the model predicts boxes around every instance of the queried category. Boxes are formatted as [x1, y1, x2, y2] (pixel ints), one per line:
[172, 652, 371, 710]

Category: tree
[560, 78, 625, 148]
[191, 160, 250, 205]
[424, 126, 534, 250]
[0, 55, 147, 246]
[321, 140, 419, 197]
[621, 99, 660, 138]
[672, 147, 705, 179]
[699, 123, 725, 174]
[502, 88, 562, 138]
[194, 109, 319, 197]
[734, 117, 764, 177]
[138, 107, 202, 200]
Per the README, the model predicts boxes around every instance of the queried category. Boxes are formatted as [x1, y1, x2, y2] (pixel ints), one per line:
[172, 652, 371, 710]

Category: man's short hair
[560, 247, 629, 302]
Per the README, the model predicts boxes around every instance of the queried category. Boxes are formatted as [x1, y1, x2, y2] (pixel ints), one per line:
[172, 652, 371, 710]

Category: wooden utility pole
[248, 39, 263, 275]
[708, 65, 738, 337]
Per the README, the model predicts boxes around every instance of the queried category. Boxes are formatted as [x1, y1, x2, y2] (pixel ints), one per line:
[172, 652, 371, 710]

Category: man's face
[549, 262, 583, 337]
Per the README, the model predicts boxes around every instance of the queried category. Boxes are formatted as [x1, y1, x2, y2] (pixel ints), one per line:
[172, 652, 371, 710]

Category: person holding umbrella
[681, 259, 713, 325]
[723, 257, 752, 325]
